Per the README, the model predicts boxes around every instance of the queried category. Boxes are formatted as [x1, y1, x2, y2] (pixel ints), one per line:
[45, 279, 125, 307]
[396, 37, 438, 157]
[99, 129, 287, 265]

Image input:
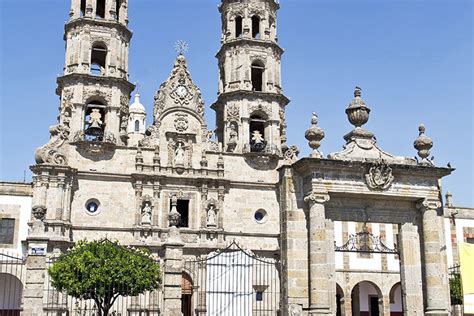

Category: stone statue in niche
[141, 201, 152, 225]
[175, 142, 185, 166]
[207, 204, 217, 227]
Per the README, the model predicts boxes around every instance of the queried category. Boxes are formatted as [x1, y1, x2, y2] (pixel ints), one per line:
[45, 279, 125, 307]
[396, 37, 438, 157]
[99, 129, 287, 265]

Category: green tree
[48, 239, 161, 316]
[450, 273, 463, 305]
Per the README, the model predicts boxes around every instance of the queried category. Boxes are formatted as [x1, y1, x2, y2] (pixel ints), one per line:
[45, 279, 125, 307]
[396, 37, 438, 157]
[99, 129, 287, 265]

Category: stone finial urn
[169, 195, 181, 227]
[414, 124, 433, 165]
[345, 87, 371, 128]
[304, 112, 325, 158]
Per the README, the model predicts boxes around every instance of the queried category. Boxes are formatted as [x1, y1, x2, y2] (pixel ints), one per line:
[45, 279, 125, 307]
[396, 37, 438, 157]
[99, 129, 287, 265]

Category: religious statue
[175, 142, 185, 165]
[207, 205, 217, 227]
[252, 130, 264, 144]
[141, 201, 152, 225]
[228, 123, 238, 144]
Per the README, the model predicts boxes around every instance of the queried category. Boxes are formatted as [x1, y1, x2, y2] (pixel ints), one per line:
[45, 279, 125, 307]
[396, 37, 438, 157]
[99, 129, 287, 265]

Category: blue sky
[0, 0, 472, 206]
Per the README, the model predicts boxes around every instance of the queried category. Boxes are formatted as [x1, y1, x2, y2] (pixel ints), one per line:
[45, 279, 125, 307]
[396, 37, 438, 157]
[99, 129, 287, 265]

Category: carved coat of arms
[174, 114, 189, 133]
[365, 160, 394, 191]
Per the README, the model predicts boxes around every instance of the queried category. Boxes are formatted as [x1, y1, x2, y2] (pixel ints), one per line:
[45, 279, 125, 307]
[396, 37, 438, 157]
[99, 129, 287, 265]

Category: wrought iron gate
[0, 251, 25, 316]
[184, 242, 281, 316]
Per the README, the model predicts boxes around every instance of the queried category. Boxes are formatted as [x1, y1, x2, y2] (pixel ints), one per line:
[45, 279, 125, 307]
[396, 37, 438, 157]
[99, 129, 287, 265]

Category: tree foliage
[48, 239, 161, 316]
[450, 273, 463, 305]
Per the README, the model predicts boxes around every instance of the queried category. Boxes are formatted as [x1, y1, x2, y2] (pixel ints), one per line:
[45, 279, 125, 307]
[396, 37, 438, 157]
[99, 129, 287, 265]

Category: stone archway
[337, 283, 345, 316]
[389, 282, 402, 316]
[181, 272, 193, 316]
[351, 281, 383, 316]
[0, 273, 23, 316]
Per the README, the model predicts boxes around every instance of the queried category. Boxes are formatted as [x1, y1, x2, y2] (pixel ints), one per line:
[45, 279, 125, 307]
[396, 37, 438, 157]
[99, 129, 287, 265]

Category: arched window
[91, 44, 107, 76]
[249, 114, 266, 152]
[252, 16, 260, 39]
[235, 16, 243, 38]
[96, 0, 106, 18]
[251, 61, 264, 92]
[84, 101, 106, 141]
[80, 0, 86, 17]
[134, 120, 140, 132]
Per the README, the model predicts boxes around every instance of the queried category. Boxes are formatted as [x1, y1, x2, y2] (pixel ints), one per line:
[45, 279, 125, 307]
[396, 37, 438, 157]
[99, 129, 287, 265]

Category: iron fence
[184, 242, 281, 316]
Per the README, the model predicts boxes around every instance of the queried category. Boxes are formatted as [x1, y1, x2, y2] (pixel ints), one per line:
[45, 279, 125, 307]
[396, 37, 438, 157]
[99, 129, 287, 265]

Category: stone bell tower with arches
[212, 0, 290, 156]
[55, 0, 135, 148]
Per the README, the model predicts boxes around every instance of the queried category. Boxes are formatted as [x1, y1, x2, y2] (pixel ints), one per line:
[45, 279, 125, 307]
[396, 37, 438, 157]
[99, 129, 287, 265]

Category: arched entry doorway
[389, 282, 402, 316]
[351, 281, 382, 316]
[336, 283, 345, 316]
[0, 273, 23, 316]
[181, 272, 193, 316]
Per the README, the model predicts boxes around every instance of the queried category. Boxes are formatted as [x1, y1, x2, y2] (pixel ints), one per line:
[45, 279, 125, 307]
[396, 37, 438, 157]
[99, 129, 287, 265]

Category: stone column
[22, 207, 49, 316]
[398, 222, 424, 315]
[304, 191, 335, 315]
[418, 200, 450, 315]
[70, 0, 80, 19]
[162, 207, 184, 316]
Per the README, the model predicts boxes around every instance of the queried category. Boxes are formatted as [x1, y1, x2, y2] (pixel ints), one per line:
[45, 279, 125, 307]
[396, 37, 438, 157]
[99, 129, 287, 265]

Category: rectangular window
[256, 291, 263, 301]
[467, 237, 474, 244]
[0, 218, 15, 244]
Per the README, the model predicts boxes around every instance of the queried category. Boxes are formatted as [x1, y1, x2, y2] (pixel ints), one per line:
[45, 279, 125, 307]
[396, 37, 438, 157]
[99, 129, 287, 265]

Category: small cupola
[128, 93, 147, 146]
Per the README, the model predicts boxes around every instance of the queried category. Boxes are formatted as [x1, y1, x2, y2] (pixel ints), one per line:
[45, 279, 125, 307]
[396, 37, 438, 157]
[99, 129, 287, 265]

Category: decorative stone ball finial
[413, 124, 433, 165]
[346, 86, 371, 128]
[304, 112, 325, 158]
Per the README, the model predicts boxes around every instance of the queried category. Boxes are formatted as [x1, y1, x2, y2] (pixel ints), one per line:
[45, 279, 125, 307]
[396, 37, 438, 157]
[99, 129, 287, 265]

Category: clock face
[176, 85, 188, 98]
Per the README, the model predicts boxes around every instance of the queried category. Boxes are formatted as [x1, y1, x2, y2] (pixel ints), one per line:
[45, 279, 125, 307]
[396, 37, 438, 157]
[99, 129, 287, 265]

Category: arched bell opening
[249, 113, 267, 152]
[84, 101, 106, 141]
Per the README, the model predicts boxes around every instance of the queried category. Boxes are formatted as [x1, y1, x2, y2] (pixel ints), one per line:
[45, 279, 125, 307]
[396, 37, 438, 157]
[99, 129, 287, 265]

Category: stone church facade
[0, 0, 460, 315]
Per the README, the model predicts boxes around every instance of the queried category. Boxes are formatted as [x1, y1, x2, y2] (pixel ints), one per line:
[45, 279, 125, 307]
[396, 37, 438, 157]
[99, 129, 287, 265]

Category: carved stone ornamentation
[248, 103, 271, 117]
[153, 54, 205, 122]
[288, 304, 303, 316]
[139, 125, 160, 148]
[365, 160, 394, 191]
[32, 205, 47, 221]
[304, 112, 324, 158]
[283, 145, 299, 163]
[304, 192, 330, 205]
[35, 123, 70, 165]
[174, 113, 189, 133]
[169, 195, 181, 227]
[414, 124, 434, 166]
[226, 104, 240, 122]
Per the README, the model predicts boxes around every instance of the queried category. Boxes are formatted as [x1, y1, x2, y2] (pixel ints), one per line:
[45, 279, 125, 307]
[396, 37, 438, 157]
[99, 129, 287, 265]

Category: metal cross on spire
[174, 40, 189, 56]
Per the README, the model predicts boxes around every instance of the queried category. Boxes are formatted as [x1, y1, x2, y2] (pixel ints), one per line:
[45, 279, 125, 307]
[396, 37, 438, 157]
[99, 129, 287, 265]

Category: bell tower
[212, 0, 289, 155]
[57, 0, 135, 146]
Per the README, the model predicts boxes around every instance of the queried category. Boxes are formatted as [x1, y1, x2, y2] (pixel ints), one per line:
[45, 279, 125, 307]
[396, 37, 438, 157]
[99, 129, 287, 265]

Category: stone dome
[129, 93, 145, 113]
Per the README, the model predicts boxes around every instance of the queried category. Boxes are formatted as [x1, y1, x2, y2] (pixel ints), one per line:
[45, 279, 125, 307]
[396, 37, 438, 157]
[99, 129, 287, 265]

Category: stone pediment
[153, 55, 205, 124]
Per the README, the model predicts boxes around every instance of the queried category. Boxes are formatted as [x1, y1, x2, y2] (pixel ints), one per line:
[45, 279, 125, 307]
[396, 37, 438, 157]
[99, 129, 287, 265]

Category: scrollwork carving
[304, 192, 330, 205]
[35, 123, 70, 165]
